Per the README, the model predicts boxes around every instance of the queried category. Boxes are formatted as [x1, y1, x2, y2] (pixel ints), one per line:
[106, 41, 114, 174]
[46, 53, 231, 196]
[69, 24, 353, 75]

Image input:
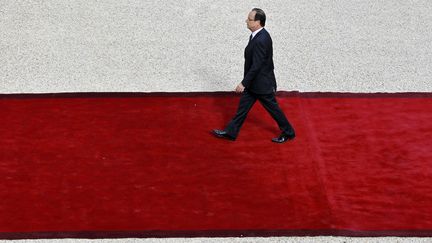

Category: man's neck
[251, 27, 264, 38]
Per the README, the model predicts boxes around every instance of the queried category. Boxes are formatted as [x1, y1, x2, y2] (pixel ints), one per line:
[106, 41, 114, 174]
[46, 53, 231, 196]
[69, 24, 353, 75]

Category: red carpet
[0, 92, 431, 239]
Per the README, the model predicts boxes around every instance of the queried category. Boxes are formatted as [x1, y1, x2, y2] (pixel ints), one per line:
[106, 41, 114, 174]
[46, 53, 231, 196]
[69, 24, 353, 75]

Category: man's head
[246, 8, 266, 32]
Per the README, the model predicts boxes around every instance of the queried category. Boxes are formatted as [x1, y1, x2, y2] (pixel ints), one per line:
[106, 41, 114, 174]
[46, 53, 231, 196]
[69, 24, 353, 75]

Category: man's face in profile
[246, 11, 259, 31]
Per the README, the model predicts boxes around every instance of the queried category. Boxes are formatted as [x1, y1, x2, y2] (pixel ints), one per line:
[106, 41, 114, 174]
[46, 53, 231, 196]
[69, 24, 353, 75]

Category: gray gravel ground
[1, 0, 432, 93]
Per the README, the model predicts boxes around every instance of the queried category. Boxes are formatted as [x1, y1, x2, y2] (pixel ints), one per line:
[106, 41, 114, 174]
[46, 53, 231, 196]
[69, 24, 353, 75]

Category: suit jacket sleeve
[241, 40, 267, 88]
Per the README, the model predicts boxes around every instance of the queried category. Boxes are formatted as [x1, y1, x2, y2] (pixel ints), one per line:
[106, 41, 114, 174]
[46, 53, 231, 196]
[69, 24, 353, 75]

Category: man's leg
[224, 91, 257, 138]
[258, 93, 295, 136]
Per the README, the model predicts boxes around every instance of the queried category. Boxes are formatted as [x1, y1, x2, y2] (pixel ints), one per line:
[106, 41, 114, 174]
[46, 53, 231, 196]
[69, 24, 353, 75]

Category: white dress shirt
[251, 27, 264, 40]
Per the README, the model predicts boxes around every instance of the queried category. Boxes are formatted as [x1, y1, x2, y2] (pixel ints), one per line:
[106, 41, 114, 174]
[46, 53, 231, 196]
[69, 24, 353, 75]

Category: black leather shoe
[212, 129, 236, 141]
[272, 133, 295, 143]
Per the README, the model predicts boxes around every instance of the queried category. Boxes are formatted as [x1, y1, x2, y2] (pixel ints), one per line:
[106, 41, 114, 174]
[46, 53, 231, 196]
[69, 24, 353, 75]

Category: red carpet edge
[1, 229, 432, 239]
[1, 91, 432, 99]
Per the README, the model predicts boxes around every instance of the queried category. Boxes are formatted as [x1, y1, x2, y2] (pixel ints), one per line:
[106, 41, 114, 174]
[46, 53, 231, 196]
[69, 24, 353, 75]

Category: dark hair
[252, 8, 266, 27]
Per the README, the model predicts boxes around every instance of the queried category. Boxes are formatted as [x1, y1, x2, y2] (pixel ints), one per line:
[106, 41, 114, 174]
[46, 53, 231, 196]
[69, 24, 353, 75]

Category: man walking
[213, 8, 295, 143]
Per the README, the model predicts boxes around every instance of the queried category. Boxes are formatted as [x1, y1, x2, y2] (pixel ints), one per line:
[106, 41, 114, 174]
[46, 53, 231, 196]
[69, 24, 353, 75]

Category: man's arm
[240, 40, 267, 89]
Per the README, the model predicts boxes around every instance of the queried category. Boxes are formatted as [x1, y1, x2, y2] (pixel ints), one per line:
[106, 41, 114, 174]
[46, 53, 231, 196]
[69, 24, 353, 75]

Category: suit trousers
[225, 90, 295, 138]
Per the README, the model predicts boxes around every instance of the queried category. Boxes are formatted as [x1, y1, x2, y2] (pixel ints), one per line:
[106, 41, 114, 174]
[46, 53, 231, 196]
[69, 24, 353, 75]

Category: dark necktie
[248, 34, 253, 45]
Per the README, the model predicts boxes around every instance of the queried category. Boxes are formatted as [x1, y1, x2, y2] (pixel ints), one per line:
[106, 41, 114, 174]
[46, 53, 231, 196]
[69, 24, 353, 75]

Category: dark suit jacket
[241, 28, 276, 94]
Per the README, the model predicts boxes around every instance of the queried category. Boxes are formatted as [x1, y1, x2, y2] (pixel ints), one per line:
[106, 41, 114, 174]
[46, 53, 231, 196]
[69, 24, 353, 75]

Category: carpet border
[1, 229, 432, 240]
[1, 91, 432, 99]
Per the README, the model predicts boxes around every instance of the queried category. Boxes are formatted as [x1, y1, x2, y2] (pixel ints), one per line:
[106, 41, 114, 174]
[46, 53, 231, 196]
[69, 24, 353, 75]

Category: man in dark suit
[213, 8, 295, 143]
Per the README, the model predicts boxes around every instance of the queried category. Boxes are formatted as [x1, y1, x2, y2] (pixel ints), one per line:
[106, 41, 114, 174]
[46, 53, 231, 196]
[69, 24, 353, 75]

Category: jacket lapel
[252, 28, 265, 40]
[245, 28, 266, 56]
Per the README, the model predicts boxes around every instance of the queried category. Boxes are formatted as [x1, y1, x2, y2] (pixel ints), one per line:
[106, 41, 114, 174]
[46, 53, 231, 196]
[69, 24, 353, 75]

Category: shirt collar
[251, 27, 264, 39]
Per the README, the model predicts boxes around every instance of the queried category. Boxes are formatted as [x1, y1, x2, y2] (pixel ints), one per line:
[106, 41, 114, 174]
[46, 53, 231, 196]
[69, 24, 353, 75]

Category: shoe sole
[271, 137, 295, 143]
[212, 131, 236, 141]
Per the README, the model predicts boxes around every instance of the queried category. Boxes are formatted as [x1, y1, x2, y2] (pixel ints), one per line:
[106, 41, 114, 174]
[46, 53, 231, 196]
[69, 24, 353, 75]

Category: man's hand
[235, 83, 245, 93]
